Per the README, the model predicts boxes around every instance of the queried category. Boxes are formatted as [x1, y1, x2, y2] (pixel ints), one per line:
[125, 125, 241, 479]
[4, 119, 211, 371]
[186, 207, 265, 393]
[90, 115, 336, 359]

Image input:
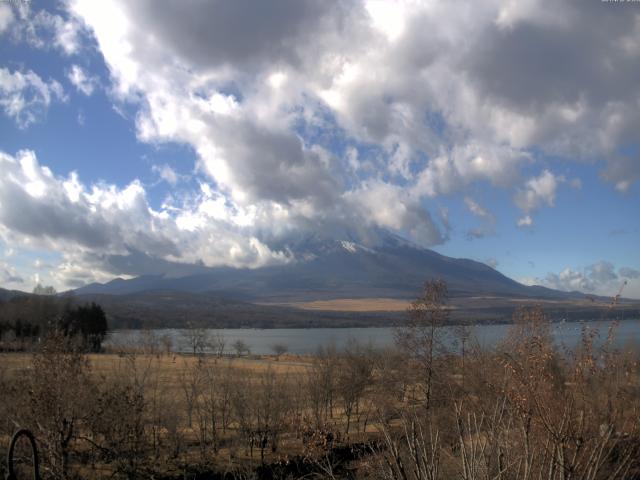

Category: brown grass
[2, 351, 313, 376]
[3, 306, 639, 479]
[275, 297, 412, 312]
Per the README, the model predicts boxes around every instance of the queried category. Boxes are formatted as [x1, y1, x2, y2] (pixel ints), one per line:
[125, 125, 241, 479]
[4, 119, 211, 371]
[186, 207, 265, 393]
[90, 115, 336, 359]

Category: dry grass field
[1, 350, 313, 374]
[1, 351, 315, 390]
[3, 303, 640, 479]
[273, 297, 412, 312]
[1, 349, 374, 478]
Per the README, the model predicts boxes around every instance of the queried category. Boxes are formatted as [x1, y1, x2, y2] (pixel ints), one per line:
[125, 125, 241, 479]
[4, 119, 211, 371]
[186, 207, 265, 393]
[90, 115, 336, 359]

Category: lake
[106, 319, 640, 355]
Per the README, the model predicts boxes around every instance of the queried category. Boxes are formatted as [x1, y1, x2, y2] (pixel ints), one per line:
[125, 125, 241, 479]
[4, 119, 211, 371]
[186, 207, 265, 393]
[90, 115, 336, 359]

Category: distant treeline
[81, 291, 640, 330]
[0, 294, 108, 352]
[79, 291, 407, 329]
[3, 289, 638, 334]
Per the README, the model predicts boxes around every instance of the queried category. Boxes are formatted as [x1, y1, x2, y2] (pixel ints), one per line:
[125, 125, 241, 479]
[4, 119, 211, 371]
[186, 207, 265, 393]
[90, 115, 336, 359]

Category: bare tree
[84, 351, 166, 477]
[232, 339, 250, 357]
[140, 329, 159, 355]
[182, 324, 211, 357]
[231, 367, 291, 464]
[198, 360, 223, 454]
[307, 344, 338, 429]
[211, 332, 226, 358]
[374, 411, 441, 480]
[395, 279, 449, 410]
[179, 358, 204, 428]
[25, 331, 91, 479]
[159, 333, 173, 356]
[453, 324, 472, 391]
[271, 343, 288, 359]
[337, 340, 373, 435]
[85, 377, 148, 478]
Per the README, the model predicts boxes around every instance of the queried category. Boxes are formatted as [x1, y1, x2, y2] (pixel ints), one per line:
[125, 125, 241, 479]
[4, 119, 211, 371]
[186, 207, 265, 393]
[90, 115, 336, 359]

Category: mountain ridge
[71, 235, 584, 302]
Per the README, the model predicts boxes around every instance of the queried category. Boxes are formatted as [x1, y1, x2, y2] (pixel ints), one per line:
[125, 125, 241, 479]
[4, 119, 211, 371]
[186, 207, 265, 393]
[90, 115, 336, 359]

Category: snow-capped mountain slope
[73, 232, 577, 302]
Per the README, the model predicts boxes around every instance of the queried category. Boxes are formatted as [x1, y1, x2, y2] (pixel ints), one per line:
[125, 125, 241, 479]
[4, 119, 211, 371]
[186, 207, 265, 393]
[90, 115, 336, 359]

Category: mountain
[3, 235, 636, 328]
[0, 287, 29, 302]
[74, 233, 580, 302]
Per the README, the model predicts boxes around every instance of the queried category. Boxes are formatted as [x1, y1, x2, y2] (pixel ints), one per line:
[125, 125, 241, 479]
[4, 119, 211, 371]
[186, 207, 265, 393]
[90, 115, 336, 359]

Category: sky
[0, 0, 639, 298]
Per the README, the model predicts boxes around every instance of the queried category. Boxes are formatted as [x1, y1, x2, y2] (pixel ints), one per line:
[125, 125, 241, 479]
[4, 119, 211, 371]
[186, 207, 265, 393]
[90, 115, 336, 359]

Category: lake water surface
[106, 319, 640, 355]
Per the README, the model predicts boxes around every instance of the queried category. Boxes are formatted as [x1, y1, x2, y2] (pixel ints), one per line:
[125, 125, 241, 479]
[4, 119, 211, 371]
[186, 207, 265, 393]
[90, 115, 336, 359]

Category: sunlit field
[3, 299, 640, 479]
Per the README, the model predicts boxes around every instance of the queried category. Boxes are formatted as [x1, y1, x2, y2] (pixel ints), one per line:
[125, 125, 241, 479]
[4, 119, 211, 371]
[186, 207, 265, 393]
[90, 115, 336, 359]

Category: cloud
[620, 267, 640, 279]
[58, 3, 633, 156]
[0, 68, 66, 128]
[152, 164, 180, 185]
[517, 215, 533, 228]
[0, 147, 450, 288]
[601, 153, 640, 193]
[515, 169, 563, 213]
[1, 263, 24, 285]
[464, 196, 496, 239]
[0, 4, 14, 34]
[464, 197, 492, 220]
[0, 150, 169, 253]
[315, 0, 640, 192]
[64, 0, 448, 249]
[67, 64, 98, 95]
[6, 4, 83, 55]
[586, 261, 618, 285]
[513, 169, 566, 226]
[437, 206, 451, 239]
[1, 0, 639, 288]
[64, 0, 640, 227]
[485, 258, 498, 269]
[462, 2, 640, 149]
[545, 272, 590, 293]
[0, 149, 298, 288]
[535, 261, 638, 297]
[344, 180, 447, 246]
[541, 268, 595, 293]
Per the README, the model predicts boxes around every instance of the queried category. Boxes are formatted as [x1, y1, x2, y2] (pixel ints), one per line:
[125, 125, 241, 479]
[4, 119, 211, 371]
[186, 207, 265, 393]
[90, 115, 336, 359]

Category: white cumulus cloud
[517, 215, 533, 228]
[1, 0, 639, 287]
[67, 64, 98, 96]
[0, 150, 295, 289]
[514, 170, 564, 226]
[0, 67, 66, 128]
[0, 4, 14, 33]
[6, 4, 83, 55]
[534, 261, 640, 298]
